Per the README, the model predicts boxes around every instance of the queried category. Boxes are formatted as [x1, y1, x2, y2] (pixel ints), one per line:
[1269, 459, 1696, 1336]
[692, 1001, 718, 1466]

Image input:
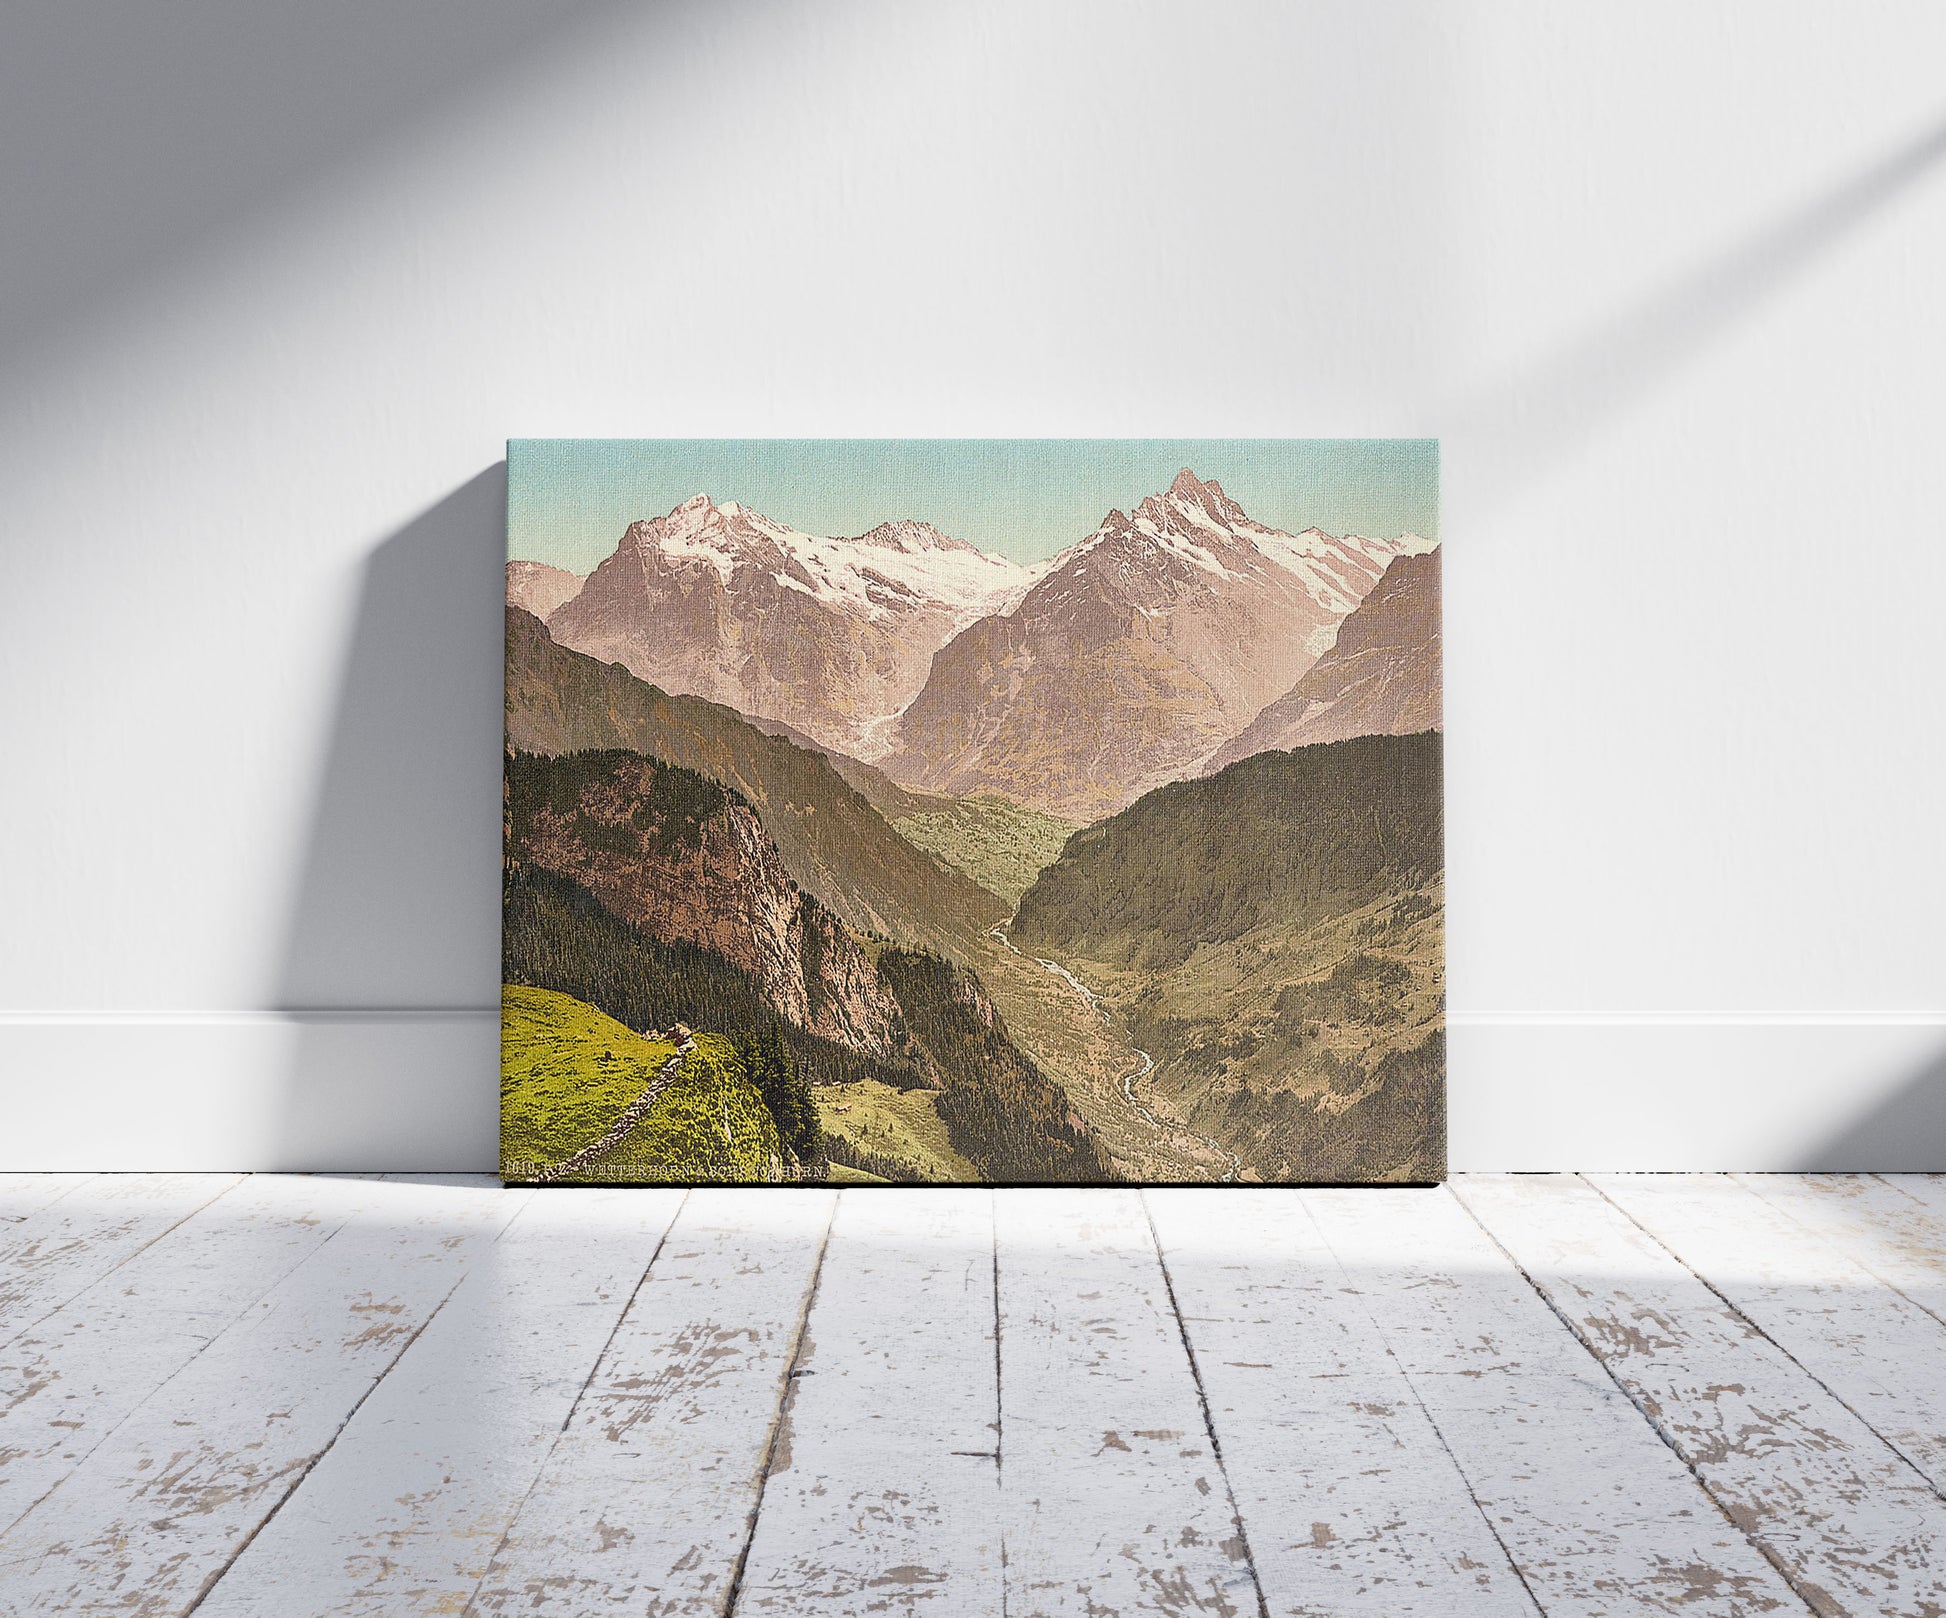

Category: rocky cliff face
[503, 748, 1110, 1180]
[881, 470, 1431, 820]
[544, 494, 1031, 758]
[505, 608, 1004, 960]
[505, 559, 582, 620]
[1203, 548, 1441, 771]
[505, 751, 914, 1057]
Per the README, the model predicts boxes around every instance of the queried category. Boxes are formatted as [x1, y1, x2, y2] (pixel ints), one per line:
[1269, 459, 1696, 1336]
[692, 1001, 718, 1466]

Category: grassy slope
[817, 1078, 983, 1183]
[891, 795, 1080, 906]
[500, 985, 782, 1181]
[507, 853, 1108, 1183]
[1118, 882, 1445, 1182]
[504, 862, 927, 1093]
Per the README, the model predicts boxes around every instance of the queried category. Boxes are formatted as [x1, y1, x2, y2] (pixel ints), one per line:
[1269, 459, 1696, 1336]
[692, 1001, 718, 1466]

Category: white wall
[4, 1, 1943, 1171]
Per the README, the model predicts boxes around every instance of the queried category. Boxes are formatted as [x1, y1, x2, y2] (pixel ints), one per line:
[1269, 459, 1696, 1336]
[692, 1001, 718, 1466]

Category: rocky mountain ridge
[505, 607, 1004, 959]
[882, 469, 1432, 817]
[1203, 546, 1442, 771]
[505, 559, 583, 620]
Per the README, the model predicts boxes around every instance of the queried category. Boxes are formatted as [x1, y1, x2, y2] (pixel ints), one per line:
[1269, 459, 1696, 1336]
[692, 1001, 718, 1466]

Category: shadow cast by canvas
[270, 466, 507, 1170]
[1795, 1039, 1946, 1173]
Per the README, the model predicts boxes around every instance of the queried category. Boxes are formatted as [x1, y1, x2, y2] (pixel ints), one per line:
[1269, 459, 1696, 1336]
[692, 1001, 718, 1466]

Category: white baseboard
[0, 1012, 500, 1172]
[1447, 1016, 1946, 1171]
[0, 1013, 1940, 1173]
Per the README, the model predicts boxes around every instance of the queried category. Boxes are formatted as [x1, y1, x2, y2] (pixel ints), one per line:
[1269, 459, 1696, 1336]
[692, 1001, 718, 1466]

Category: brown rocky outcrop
[506, 751, 915, 1058]
[1202, 547, 1441, 771]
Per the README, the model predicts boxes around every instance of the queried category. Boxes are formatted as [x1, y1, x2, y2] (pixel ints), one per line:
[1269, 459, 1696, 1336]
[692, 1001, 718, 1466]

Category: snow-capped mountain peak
[1156, 466, 1247, 527]
[883, 472, 1435, 816]
[546, 494, 1039, 758]
[857, 518, 976, 555]
[611, 495, 1029, 622]
[1014, 470, 1428, 612]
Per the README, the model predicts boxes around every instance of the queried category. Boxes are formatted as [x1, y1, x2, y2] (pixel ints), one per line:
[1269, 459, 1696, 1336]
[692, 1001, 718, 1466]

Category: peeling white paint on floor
[0, 1173, 1941, 1615]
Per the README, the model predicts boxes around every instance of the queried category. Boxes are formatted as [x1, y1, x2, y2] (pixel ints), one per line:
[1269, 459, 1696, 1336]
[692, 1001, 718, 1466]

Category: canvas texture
[502, 440, 1443, 1185]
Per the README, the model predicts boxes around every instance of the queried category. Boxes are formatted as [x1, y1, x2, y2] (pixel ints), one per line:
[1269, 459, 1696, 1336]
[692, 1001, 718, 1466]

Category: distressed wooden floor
[2, 1176, 1943, 1615]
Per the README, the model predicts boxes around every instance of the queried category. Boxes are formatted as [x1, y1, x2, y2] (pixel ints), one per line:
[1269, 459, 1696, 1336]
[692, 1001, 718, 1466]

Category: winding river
[989, 924, 1240, 1182]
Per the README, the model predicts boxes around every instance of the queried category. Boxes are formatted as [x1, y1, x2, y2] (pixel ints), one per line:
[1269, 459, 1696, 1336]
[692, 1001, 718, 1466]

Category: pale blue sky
[507, 439, 1439, 572]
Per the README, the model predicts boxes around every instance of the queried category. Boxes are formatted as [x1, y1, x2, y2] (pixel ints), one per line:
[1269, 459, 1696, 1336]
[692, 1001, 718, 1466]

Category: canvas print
[502, 440, 1443, 1185]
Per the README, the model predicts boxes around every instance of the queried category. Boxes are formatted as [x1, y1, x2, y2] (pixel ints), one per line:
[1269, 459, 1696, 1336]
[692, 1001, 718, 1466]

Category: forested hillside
[504, 750, 1107, 1183]
[1013, 732, 1443, 969]
[1011, 733, 1445, 1183]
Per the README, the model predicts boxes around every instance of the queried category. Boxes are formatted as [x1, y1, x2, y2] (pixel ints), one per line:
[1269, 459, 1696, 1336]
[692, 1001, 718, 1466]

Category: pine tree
[727, 1029, 822, 1168]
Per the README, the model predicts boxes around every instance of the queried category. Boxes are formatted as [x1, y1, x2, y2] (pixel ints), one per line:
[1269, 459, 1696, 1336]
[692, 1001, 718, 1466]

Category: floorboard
[1735, 1175, 1946, 1326]
[2, 1173, 1942, 1618]
[1593, 1173, 1946, 1498]
[1309, 1185, 1807, 1615]
[465, 1188, 836, 1616]
[0, 1174, 244, 1348]
[995, 1188, 1262, 1618]
[192, 1186, 685, 1617]
[1148, 1188, 1539, 1616]
[0, 1173, 95, 1223]
[1459, 1173, 1946, 1616]
[0, 1175, 523, 1615]
[732, 1188, 1003, 1615]
[0, 1174, 396, 1536]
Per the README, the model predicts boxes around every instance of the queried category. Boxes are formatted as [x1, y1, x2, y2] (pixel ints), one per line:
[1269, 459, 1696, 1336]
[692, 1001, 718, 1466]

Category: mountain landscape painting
[502, 440, 1444, 1185]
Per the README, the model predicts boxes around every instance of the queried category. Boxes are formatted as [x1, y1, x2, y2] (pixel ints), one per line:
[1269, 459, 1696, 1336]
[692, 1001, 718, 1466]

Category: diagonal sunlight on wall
[0, 2, 663, 374]
[4, 2, 1945, 1168]
[1444, 110, 1946, 520]
[0, 0, 1457, 1016]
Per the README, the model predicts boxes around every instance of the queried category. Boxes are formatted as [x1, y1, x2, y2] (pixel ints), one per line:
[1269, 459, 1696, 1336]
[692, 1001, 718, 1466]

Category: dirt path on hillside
[533, 1035, 696, 1185]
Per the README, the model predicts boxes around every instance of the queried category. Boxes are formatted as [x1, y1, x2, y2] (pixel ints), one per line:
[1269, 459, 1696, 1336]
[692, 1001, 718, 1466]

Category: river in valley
[988, 924, 1240, 1182]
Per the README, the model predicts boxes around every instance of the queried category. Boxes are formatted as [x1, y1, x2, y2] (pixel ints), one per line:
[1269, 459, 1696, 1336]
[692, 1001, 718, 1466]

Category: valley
[502, 458, 1443, 1184]
[974, 925, 1236, 1181]
[1009, 735, 1447, 1182]
[986, 923, 1242, 1181]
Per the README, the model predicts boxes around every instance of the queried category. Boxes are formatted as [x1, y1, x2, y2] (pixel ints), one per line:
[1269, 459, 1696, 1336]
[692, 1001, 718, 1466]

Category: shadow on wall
[271, 466, 507, 1171]
[0, 1, 639, 379]
[1795, 1043, 1946, 1173]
